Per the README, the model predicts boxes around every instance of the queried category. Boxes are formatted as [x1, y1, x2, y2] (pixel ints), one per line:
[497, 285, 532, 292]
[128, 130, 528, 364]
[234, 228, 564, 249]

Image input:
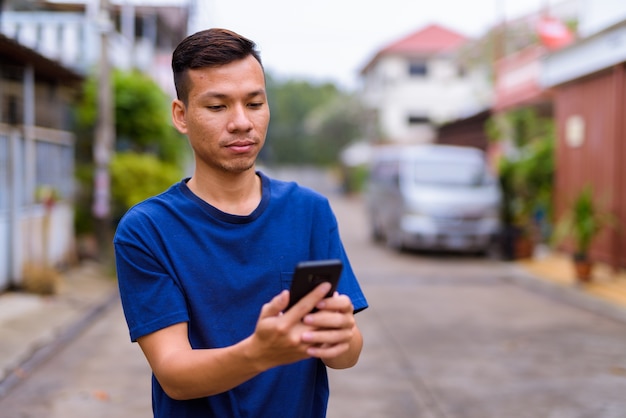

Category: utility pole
[92, 0, 115, 261]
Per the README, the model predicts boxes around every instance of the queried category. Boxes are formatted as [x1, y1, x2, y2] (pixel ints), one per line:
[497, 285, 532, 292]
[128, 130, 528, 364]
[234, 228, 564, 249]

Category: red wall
[553, 64, 625, 268]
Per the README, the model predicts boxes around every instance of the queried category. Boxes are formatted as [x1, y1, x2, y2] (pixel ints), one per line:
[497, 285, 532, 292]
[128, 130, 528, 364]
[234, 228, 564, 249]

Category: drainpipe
[23, 65, 35, 208]
[7, 64, 35, 288]
[8, 126, 20, 287]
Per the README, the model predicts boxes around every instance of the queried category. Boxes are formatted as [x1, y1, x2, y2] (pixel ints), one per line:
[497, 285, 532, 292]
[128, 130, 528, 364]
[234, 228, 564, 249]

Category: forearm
[146, 336, 265, 400]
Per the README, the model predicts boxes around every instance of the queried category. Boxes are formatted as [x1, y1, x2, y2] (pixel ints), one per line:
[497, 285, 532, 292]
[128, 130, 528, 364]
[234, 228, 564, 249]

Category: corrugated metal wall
[554, 64, 625, 268]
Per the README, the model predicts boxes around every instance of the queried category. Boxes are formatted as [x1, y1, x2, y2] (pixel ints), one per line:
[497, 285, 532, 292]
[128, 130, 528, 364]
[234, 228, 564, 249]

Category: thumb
[260, 290, 289, 318]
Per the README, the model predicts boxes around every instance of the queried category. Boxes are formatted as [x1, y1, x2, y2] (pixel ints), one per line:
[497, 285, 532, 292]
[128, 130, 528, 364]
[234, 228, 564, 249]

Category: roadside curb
[503, 262, 626, 325]
[0, 270, 119, 400]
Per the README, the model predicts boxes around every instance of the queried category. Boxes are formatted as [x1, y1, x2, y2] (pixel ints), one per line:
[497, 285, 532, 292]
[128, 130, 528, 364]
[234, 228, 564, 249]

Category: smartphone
[286, 259, 343, 311]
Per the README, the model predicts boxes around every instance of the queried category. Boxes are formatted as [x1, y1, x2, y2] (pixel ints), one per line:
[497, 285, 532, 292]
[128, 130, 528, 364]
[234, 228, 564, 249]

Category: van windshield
[411, 160, 493, 186]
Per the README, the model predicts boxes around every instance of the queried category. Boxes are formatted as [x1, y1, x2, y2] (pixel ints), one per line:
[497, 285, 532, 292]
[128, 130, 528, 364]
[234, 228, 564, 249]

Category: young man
[114, 28, 368, 417]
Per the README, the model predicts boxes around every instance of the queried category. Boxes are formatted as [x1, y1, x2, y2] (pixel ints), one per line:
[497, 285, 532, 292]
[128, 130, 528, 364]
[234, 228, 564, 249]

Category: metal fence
[0, 125, 75, 291]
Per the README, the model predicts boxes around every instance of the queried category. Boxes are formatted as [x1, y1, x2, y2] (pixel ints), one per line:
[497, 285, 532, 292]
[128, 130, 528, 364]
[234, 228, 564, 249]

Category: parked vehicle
[364, 144, 502, 253]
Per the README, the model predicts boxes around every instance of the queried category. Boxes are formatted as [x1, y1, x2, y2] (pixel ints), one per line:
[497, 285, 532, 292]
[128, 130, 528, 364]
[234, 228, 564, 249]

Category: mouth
[224, 139, 257, 154]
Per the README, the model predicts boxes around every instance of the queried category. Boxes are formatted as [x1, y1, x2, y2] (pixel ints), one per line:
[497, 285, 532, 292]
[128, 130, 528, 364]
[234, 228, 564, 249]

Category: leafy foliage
[73, 69, 188, 234]
[264, 75, 366, 165]
[553, 186, 615, 256]
[488, 108, 555, 237]
[110, 152, 182, 220]
[75, 68, 188, 165]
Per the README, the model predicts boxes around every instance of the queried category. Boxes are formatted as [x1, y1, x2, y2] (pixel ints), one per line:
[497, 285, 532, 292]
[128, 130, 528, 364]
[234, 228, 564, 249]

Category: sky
[183, 0, 568, 90]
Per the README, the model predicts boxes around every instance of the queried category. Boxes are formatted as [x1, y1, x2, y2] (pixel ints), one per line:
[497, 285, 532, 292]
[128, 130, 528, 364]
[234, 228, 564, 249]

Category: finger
[315, 294, 354, 313]
[303, 311, 355, 332]
[306, 342, 350, 358]
[260, 290, 289, 318]
[284, 282, 332, 320]
[302, 327, 354, 346]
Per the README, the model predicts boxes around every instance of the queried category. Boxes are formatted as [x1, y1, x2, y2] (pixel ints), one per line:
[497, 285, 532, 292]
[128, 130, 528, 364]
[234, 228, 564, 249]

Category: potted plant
[553, 185, 615, 282]
[487, 108, 555, 260]
[497, 156, 533, 259]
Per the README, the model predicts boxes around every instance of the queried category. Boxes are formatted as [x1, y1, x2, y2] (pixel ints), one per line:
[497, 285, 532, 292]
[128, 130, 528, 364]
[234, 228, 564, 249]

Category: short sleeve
[115, 240, 189, 342]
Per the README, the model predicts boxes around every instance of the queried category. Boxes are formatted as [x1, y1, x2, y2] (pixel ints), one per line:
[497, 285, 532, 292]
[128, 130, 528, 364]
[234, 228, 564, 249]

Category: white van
[364, 144, 501, 253]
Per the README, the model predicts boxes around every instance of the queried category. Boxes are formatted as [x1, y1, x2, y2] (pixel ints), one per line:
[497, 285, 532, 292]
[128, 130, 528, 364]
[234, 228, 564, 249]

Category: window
[35, 140, 74, 200]
[2, 95, 21, 126]
[407, 115, 430, 125]
[408, 61, 427, 77]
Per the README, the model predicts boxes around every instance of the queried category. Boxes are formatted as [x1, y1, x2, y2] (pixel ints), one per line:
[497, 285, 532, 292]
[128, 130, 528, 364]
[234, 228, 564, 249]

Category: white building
[0, 1, 189, 290]
[0, 33, 83, 291]
[359, 24, 491, 144]
[0, 0, 189, 97]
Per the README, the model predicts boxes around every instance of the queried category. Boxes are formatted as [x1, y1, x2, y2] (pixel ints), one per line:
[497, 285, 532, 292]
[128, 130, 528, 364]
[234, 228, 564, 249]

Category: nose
[227, 104, 253, 133]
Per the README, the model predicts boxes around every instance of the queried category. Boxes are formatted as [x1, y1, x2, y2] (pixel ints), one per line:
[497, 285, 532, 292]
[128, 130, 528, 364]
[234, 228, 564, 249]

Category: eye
[206, 105, 225, 111]
[248, 102, 264, 109]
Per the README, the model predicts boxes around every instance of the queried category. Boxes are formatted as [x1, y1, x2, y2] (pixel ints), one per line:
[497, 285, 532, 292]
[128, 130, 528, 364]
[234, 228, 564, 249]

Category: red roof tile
[382, 23, 468, 55]
[360, 24, 469, 75]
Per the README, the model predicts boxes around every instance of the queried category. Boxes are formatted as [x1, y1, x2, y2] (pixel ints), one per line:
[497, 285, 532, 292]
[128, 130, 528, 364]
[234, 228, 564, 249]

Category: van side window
[371, 161, 400, 187]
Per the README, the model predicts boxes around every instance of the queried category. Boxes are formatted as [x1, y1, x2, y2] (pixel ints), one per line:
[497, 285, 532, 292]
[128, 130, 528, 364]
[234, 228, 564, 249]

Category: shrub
[110, 152, 183, 221]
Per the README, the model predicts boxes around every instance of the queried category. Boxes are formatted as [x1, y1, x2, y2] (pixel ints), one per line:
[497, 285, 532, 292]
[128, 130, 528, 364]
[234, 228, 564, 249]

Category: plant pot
[573, 253, 593, 283]
[500, 225, 534, 260]
[514, 235, 534, 259]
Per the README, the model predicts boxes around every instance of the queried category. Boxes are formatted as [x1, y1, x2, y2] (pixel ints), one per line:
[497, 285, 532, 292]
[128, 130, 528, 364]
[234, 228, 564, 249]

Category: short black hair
[172, 28, 263, 102]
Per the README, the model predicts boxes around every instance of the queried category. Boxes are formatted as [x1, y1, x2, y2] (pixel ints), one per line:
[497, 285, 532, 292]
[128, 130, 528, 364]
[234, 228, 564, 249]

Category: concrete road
[327, 194, 626, 418]
[0, 299, 151, 417]
[1, 176, 626, 417]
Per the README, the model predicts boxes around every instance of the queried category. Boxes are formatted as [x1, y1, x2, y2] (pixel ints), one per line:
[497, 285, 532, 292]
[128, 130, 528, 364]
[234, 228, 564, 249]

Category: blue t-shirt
[114, 171, 368, 418]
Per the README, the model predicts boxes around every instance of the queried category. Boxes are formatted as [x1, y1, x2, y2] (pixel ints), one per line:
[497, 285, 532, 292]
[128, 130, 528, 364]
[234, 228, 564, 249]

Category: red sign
[494, 45, 547, 111]
[537, 16, 574, 50]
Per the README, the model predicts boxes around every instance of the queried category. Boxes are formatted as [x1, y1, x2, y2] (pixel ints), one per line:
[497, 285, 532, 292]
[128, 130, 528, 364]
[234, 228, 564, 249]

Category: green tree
[74, 69, 188, 235]
[304, 94, 368, 165]
[110, 152, 182, 221]
[75, 68, 188, 165]
[264, 75, 365, 165]
[487, 108, 555, 241]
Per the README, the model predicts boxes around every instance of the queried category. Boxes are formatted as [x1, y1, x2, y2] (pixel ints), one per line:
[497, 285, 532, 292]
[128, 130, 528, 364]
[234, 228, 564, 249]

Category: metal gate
[0, 126, 74, 291]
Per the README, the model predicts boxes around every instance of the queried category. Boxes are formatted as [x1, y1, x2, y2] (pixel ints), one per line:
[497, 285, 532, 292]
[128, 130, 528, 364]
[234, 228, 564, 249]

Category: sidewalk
[0, 261, 118, 398]
[516, 246, 626, 311]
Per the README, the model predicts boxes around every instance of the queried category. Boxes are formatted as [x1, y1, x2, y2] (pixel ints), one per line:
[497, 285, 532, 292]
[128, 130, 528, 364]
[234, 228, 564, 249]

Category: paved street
[0, 300, 151, 417]
[1, 171, 626, 417]
[327, 195, 626, 418]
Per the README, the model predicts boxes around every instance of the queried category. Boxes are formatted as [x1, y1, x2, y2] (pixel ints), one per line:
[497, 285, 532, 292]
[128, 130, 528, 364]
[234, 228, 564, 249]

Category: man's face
[172, 55, 270, 175]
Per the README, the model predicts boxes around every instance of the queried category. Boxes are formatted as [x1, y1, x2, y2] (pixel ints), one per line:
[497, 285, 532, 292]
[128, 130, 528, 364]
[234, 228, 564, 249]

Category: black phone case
[286, 259, 343, 311]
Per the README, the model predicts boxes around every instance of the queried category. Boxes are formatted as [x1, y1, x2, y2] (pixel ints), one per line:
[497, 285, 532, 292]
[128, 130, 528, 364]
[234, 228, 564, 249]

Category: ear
[172, 99, 188, 134]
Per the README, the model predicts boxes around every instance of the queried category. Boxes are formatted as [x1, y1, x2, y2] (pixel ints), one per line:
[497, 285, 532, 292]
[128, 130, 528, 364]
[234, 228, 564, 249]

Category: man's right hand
[246, 282, 332, 371]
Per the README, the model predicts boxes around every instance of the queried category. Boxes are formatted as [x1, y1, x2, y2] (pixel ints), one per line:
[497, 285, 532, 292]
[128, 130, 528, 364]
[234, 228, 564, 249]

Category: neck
[188, 168, 262, 216]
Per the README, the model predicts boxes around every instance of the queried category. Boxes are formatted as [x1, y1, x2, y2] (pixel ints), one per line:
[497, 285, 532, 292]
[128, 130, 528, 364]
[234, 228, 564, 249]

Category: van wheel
[385, 229, 404, 252]
[370, 215, 385, 242]
[371, 227, 384, 242]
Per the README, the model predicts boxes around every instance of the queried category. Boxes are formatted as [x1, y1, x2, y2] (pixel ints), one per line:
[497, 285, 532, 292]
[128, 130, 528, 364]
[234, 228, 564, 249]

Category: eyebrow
[198, 89, 266, 101]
